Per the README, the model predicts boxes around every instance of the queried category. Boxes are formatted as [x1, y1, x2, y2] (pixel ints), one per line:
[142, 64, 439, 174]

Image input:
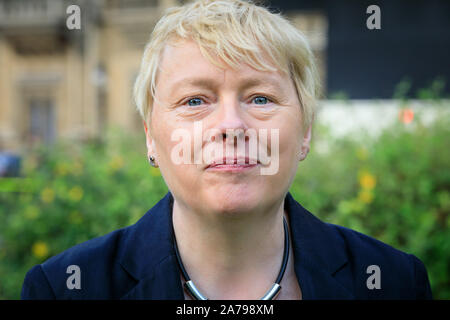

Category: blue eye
[253, 96, 269, 105]
[187, 98, 203, 107]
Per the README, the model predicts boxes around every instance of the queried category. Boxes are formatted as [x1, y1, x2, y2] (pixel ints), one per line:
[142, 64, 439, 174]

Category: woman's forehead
[157, 39, 289, 89]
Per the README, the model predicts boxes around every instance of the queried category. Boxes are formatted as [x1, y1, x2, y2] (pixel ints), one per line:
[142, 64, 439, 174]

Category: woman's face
[146, 39, 310, 215]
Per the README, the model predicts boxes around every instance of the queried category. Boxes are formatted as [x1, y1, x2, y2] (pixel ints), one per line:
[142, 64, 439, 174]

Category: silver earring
[149, 155, 157, 167]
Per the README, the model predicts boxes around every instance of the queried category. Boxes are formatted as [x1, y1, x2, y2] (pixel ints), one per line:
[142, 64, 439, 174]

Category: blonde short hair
[134, 0, 320, 129]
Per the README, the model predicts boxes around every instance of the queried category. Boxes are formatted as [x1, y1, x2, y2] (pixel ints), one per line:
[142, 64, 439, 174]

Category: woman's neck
[172, 197, 289, 299]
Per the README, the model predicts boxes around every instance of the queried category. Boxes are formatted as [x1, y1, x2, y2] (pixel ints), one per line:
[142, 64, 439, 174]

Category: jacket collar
[119, 192, 354, 299]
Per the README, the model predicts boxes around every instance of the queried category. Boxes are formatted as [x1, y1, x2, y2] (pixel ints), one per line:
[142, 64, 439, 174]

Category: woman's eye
[186, 97, 204, 107]
[252, 96, 270, 105]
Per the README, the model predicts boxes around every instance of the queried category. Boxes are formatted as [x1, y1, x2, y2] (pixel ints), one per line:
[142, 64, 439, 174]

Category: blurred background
[0, 0, 449, 299]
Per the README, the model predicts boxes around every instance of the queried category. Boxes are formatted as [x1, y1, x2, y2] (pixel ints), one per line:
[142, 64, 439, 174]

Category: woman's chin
[202, 186, 264, 216]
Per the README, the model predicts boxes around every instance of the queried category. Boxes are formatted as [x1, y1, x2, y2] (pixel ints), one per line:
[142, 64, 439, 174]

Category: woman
[22, 0, 432, 300]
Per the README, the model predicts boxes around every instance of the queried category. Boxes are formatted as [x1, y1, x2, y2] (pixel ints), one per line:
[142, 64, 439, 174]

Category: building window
[29, 98, 55, 146]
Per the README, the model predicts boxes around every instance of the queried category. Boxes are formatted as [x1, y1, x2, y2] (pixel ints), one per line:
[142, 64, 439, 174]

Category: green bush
[0, 130, 169, 299]
[0, 104, 449, 299]
[291, 104, 450, 299]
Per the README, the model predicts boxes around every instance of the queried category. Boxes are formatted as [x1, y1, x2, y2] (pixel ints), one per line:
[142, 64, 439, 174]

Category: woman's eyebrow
[239, 78, 285, 92]
[169, 76, 285, 95]
[170, 78, 217, 94]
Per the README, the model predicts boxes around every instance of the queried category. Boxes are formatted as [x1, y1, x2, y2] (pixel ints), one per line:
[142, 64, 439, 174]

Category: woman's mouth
[205, 157, 259, 172]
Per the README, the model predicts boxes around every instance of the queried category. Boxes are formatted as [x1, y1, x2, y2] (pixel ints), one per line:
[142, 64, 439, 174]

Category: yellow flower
[359, 171, 376, 190]
[41, 188, 55, 203]
[32, 241, 49, 259]
[68, 186, 84, 202]
[68, 211, 83, 224]
[358, 190, 374, 204]
[24, 206, 40, 220]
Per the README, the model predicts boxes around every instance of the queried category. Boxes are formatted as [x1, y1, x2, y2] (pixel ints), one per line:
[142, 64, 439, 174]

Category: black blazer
[21, 192, 432, 299]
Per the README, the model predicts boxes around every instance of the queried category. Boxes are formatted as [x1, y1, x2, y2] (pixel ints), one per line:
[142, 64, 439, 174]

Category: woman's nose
[215, 98, 248, 136]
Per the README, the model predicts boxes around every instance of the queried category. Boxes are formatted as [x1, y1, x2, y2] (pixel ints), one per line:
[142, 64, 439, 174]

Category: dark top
[21, 192, 432, 299]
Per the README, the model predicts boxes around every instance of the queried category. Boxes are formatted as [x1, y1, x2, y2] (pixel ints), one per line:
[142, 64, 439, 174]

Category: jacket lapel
[121, 254, 184, 300]
[285, 192, 354, 299]
[119, 192, 184, 299]
[119, 191, 354, 300]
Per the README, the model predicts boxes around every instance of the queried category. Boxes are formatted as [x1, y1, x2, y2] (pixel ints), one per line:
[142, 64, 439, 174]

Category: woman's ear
[299, 124, 312, 161]
[143, 120, 157, 162]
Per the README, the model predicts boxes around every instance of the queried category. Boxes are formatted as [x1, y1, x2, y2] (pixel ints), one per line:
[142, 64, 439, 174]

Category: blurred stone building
[0, 0, 327, 152]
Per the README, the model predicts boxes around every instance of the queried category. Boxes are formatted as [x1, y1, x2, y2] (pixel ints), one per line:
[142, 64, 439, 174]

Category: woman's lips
[206, 163, 258, 172]
[205, 158, 259, 172]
